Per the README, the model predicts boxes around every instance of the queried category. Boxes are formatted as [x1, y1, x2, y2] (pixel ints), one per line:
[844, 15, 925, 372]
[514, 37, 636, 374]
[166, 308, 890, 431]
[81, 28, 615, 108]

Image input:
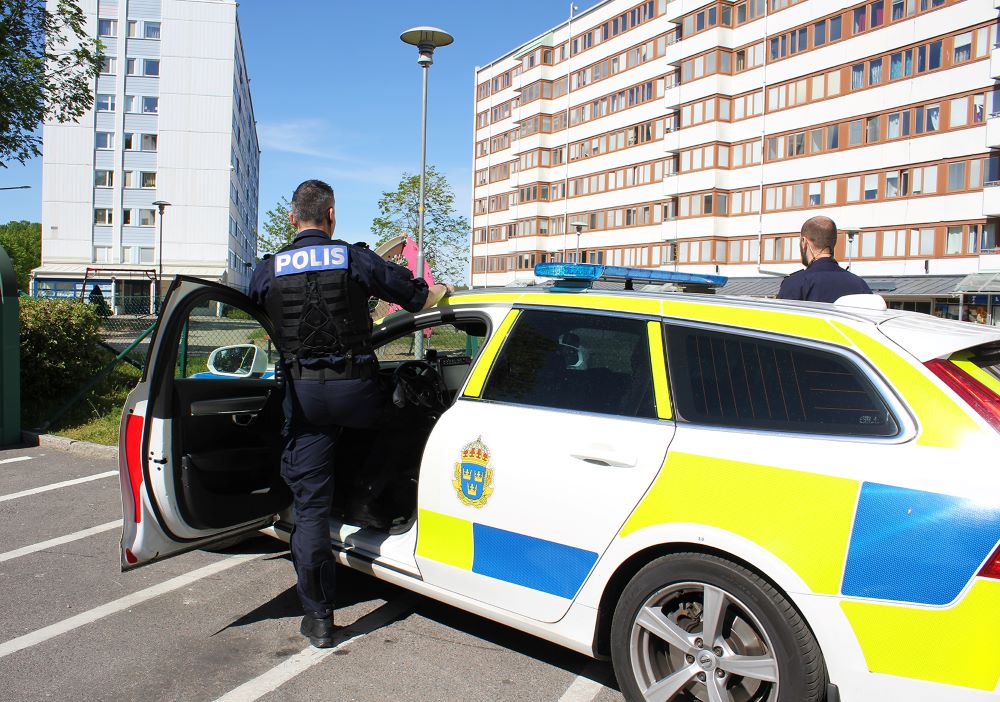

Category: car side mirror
[206, 344, 268, 378]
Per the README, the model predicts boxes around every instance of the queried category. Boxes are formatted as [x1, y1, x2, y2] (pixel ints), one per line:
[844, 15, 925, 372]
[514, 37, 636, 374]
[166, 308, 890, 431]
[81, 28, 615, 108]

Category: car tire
[610, 552, 826, 702]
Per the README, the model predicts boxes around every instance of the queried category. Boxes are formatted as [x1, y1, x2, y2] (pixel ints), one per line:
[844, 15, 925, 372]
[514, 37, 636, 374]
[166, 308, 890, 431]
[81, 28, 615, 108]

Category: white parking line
[0, 520, 122, 563]
[0, 470, 117, 503]
[0, 553, 261, 659]
[558, 663, 611, 702]
[212, 600, 411, 702]
[0, 456, 34, 466]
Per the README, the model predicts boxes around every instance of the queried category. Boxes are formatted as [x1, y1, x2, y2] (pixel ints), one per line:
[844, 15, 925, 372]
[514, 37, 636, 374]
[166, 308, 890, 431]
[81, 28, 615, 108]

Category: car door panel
[119, 277, 289, 570]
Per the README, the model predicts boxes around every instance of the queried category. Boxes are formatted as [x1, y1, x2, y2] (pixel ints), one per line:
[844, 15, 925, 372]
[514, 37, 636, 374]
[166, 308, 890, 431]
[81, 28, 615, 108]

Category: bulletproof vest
[263, 239, 373, 369]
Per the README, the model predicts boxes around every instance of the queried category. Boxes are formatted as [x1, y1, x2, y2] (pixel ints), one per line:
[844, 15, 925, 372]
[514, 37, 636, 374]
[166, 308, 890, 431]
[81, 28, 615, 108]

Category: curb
[21, 430, 118, 462]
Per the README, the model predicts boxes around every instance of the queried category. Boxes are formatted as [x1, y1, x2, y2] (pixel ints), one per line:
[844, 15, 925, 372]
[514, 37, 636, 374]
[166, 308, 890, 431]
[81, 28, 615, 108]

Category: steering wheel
[392, 361, 449, 411]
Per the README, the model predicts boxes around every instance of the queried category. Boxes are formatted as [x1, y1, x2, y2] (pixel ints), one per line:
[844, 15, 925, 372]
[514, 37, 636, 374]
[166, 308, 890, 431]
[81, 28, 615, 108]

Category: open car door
[119, 277, 290, 570]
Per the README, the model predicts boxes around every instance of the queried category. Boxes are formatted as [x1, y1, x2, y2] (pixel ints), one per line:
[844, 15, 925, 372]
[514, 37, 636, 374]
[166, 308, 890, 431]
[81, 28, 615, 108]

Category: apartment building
[471, 0, 1000, 324]
[34, 0, 259, 311]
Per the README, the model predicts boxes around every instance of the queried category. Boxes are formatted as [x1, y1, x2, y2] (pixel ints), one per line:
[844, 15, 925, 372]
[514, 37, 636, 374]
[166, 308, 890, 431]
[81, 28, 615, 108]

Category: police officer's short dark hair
[801, 216, 837, 254]
[291, 180, 335, 225]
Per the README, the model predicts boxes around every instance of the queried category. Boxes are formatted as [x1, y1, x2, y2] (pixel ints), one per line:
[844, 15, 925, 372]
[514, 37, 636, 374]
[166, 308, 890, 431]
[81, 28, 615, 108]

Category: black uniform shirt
[777, 257, 872, 303]
[248, 229, 430, 367]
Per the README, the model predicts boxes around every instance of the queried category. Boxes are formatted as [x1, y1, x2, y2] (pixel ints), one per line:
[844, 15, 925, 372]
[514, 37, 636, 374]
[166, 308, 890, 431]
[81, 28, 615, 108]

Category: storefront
[955, 272, 1000, 326]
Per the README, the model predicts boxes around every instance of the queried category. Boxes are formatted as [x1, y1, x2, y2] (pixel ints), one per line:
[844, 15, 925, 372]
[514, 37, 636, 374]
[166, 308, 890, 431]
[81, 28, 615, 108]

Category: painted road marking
[212, 600, 411, 702]
[557, 663, 612, 702]
[0, 470, 117, 503]
[0, 456, 34, 466]
[0, 553, 262, 659]
[0, 520, 122, 563]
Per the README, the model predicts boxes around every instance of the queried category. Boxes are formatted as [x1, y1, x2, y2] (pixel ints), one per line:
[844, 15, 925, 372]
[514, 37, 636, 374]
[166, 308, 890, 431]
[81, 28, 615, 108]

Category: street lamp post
[400, 26, 453, 360]
[152, 200, 171, 312]
[569, 220, 588, 263]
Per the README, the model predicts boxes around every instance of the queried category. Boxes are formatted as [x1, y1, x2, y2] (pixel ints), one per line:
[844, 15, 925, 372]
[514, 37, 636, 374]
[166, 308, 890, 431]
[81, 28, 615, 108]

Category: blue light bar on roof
[534, 262, 728, 287]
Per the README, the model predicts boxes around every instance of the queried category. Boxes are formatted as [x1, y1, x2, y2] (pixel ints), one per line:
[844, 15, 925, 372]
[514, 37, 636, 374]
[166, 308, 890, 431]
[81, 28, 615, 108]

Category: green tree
[0, 220, 41, 291]
[371, 166, 469, 284]
[0, 0, 104, 166]
[257, 196, 296, 258]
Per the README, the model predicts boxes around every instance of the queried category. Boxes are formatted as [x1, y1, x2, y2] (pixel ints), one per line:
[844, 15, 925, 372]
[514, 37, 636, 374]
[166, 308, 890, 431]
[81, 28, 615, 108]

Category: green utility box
[0, 245, 20, 445]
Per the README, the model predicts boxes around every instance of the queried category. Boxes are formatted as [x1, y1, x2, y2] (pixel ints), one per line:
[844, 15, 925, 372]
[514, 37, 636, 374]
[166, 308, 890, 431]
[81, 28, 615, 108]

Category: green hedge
[20, 298, 104, 421]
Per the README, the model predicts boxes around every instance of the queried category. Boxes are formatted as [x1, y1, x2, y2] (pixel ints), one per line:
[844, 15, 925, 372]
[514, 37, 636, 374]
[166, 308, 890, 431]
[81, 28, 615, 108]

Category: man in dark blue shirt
[777, 216, 872, 303]
[249, 180, 451, 648]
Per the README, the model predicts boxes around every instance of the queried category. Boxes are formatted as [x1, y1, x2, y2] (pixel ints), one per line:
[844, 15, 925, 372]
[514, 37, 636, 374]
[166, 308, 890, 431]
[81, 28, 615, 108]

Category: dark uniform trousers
[281, 374, 385, 617]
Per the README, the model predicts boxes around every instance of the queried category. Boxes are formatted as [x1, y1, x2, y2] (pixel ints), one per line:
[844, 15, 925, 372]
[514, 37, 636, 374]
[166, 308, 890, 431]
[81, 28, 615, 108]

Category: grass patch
[24, 350, 143, 446]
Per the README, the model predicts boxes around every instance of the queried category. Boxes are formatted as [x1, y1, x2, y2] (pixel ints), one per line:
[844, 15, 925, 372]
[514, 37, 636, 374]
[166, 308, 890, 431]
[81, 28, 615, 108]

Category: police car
[118, 264, 1000, 702]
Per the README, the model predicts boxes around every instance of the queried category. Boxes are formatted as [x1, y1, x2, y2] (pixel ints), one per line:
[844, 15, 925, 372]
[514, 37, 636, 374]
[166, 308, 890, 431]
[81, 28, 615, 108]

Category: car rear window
[665, 325, 899, 437]
[482, 310, 656, 418]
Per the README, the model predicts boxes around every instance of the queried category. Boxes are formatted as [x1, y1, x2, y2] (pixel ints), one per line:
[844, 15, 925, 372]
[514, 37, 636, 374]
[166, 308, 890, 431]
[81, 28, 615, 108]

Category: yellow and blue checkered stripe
[417, 509, 599, 599]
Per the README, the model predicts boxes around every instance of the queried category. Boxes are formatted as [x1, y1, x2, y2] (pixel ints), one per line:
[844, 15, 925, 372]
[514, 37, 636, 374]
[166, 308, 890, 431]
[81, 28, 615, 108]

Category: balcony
[992, 46, 1000, 79]
[983, 180, 1000, 217]
[988, 113, 1000, 149]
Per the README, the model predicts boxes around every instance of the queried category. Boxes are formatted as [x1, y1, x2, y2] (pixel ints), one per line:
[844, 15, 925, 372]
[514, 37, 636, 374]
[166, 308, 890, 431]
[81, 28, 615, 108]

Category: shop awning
[718, 277, 782, 297]
[861, 275, 963, 297]
[955, 271, 1000, 293]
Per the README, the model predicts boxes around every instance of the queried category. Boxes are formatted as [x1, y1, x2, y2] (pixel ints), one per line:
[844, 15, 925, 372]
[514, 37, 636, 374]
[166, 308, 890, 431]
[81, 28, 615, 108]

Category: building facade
[471, 0, 1000, 324]
[35, 0, 259, 310]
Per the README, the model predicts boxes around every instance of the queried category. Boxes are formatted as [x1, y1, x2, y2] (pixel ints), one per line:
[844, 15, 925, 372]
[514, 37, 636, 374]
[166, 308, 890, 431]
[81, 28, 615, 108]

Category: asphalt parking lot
[0, 443, 625, 701]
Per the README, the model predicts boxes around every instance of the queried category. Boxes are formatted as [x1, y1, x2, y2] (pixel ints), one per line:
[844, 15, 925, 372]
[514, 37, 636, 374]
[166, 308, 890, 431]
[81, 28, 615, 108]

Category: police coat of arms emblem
[453, 436, 494, 507]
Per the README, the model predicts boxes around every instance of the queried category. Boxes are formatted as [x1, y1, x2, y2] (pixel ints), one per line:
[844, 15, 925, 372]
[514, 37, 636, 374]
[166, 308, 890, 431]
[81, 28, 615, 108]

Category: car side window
[174, 299, 275, 379]
[481, 310, 656, 419]
[665, 325, 899, 436]
[376, 324, 483, 362]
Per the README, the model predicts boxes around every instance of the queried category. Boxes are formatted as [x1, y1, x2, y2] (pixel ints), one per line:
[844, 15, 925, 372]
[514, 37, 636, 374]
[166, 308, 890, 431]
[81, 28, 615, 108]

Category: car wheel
[610, 552, 825, 702]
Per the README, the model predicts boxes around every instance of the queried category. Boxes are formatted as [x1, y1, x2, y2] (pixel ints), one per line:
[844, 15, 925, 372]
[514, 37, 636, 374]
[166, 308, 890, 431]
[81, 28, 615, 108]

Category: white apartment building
[34, 0, 259, 310]
[471, 0, 1000, 324]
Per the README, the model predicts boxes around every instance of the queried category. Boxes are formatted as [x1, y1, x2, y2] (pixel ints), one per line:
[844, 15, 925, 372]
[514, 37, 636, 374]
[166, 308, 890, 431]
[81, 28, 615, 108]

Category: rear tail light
[980, 543, 1000, 580]
[924, 359, 1000, 434]
[123, 413, 145, 523]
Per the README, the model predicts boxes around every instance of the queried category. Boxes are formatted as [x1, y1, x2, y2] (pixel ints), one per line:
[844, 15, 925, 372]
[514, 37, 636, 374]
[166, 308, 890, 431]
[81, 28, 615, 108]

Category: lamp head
[401, 26, 453, 66]
[569, 220, 588, 233]
[152, 200, 171, 214]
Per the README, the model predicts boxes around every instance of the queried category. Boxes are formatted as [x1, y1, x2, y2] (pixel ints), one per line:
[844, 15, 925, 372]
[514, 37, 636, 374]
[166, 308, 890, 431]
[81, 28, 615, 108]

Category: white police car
[119, 265, 1000, 702]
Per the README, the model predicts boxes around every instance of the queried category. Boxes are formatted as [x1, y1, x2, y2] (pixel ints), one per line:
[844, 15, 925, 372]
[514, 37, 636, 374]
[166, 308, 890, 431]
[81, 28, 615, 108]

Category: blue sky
[0, 0, 582, 246]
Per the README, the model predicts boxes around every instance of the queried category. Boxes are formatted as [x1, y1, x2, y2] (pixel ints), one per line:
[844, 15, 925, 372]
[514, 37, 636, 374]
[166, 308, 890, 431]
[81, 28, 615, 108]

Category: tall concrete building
[34, 0, 259, 310]
[471, 0, 1000, 324]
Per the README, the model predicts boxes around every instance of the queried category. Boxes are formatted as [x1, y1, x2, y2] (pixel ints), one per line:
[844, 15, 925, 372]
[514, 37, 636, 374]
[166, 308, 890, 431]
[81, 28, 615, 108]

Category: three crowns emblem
[453, 436, 495, 508]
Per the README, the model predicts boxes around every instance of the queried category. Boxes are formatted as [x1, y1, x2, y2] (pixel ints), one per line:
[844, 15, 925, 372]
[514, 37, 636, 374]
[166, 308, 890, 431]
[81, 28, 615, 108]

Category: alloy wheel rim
[628, 581, 779, 702]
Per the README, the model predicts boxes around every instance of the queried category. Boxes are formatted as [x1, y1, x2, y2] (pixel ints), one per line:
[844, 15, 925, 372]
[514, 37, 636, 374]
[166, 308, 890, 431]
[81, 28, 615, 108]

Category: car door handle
[570, 449, 637, 468]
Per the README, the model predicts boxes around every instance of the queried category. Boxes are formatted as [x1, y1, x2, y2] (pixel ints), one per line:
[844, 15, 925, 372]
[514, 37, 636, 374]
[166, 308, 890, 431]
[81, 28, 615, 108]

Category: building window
[96, 94, 115, 112]
[863, 174, 878, 200]
[126, 58, 138, 75]
[93, 246, 112, 263]
[94, 170, 113, 188]
[124, 95, 137, 113]
[139, 209, 156, 226]
[953, 32, 972, 64]
[143, 59, 159, 77]
[94, 208, 113, 225]
[138, 247, 154, 264]
[95, 132, 114, 149]
[141, 96, 159, 114]
[141, 133, 158, 151]
[127, 20, 138, 37]
[144, 21, 161, 39]
[140, 172, 156, 188]
[100, 57, 116, 74]
[947, 162, 966, 191]
[98, 18, 116, 37]
[123, 133, 138, 150]
[122, 208, 133, 224]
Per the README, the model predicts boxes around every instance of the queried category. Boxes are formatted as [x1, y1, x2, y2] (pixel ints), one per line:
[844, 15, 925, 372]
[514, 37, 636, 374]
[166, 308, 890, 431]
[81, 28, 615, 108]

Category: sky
[0, 0, 584, 247]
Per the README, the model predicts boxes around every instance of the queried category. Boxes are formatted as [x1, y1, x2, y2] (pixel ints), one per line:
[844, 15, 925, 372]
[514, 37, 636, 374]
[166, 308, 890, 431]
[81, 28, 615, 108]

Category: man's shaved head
[801, 216, 837, 254]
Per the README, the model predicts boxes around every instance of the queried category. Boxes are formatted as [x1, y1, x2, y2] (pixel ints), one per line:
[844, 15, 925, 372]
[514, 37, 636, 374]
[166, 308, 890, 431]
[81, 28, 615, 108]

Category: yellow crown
[462, 468, 472, 479]
[461, 436, 490, 467]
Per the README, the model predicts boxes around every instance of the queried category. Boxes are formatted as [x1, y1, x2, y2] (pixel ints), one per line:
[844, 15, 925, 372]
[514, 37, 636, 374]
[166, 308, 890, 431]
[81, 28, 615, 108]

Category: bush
[20, 298, 104, 421]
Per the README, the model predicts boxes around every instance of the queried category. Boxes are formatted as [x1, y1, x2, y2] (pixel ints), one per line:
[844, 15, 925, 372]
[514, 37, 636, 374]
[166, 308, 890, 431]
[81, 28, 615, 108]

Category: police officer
[777, 216, 872, 303]
[249, 180, 452, 648]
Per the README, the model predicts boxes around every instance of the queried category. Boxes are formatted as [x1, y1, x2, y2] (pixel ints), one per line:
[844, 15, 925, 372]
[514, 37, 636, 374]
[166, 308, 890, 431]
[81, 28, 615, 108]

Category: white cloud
[257, 118, 347, 159]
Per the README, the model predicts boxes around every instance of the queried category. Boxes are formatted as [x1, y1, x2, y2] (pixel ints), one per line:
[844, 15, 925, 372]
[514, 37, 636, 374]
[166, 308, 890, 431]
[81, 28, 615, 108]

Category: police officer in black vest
[249, 180, 452, 647]
[778, 216, 872, 303]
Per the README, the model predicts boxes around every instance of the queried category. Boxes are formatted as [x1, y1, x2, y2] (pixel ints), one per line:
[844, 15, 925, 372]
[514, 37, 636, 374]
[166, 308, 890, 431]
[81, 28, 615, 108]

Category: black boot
[299, 613, 335, 648]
